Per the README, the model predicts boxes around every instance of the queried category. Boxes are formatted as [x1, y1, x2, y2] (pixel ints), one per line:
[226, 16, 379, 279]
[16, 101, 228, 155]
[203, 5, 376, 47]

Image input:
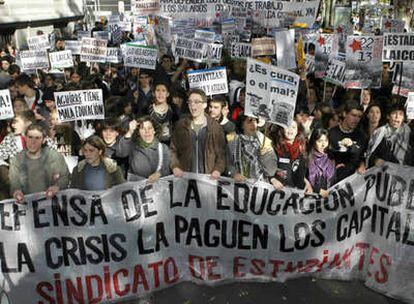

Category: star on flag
[317, 36, 325, 46]
[349, 39, 362, 52]
[384, 20, 392, 29]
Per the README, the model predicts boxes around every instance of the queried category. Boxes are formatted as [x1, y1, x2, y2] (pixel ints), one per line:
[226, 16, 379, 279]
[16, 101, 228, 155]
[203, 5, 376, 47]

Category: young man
[208, 95, 236, 136]
[9, 123, 70, 203]
[15, 73, 43, 110]
[366, 102, 413, 167]
[329, 101, 368, 183]
[171, 89, 226, 179]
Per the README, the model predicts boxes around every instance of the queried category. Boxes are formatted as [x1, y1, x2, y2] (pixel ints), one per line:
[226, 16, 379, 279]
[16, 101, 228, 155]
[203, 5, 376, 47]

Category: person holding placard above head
[366, 101, 413, 167]
[71, 135, 125, 191]
[171, 88, 226, 179]
[117, 116, 170, 182]
[9, 123, 70, 203]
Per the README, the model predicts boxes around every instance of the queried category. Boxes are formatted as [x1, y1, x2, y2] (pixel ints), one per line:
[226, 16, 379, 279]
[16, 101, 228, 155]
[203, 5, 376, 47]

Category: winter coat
[170, 115, 226, 174]
[117, 137, 171, 179]
[9, 147, 70, 194]
[71, 157, 125, 190]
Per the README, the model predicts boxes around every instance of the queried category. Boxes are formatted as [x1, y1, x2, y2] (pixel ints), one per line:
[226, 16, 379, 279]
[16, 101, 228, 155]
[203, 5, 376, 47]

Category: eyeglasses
[139, 75, 150, 79]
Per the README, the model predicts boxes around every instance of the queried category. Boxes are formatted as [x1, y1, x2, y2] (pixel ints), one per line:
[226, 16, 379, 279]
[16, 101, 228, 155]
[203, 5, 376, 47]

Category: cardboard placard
[0, 89, 14, 120]
[187, 66, 228, 96]
[54, 89, 105, 122]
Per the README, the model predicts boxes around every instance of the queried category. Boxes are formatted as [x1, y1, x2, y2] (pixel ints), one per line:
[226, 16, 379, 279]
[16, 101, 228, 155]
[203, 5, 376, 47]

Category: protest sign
[27, 34, 50, 50]
[275, 29, 296, 70]
[64, 40, 81, 55]
[231, 42, 251, 59]
[391, 62, 414, 97]
[333, 6, 353, 56]
[122, 44, 158, 69]
[106, 47, 123, 64]
[172, 36, 207, 63]
[19, 50, 50, 70]
[251, 37, 276, 57]
[119, 21, 132, 32]
[49, 50, 74, 70]
[407, 93, 414, 119]
[77, 30, 91, 41]
[133, 16, 149, 40]
[382, 19, 405, 33]
[0, 89, 13, 120]
[344, 36, 383, 89]
[1, 164, 413, 303]
[194, 30, 216, 43]
[131, 0, 160, 14]
[54, 89, 104, 123]
[80, 38, 108, 63]
[205, 43, 223, 64]
[93, 31, 110, 41]
[159, 0, 220, 26]
[154, 15, 172, 54]
[324, 57, 346, 86]
[383, 33, 414, 62]
[187, 67, 228, 96]
[252, 0, 320, 28]
[314, 34, 333, 78]
[305, 54, 315, 75]
[246, 58, 299, 128]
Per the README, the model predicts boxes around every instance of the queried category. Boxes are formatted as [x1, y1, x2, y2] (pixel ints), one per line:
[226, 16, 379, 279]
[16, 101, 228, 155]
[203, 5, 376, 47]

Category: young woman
[148, 82, 178, 144]
[117, 116, 170, 182]
[71, 135, 125, 190]
[307, 129, 336, 197]
[0, 111, 35, 162]
[360, 103, 383, 137]
[270, 120, 312, 192]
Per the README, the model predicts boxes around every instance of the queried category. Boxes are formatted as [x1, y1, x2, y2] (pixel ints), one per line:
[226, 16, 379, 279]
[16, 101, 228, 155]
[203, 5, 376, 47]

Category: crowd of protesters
[0, 25, 413, 203]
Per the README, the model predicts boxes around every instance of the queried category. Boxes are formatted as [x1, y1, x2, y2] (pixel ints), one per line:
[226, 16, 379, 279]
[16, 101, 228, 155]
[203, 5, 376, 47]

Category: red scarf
[278, 139, 301, 161]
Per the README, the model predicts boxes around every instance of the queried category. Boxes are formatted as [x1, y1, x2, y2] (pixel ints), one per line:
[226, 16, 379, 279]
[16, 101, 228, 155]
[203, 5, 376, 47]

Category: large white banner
[0, 164, 413, 303]
[54, 89, 105, 122]
[187, 67, 228, 96]
[0, 89, 14, 120]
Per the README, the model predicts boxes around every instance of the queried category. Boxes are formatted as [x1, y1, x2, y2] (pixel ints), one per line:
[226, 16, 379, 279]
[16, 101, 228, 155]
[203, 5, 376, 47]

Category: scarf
[384, 124, 411, 164]
[234, 134, 263, 180]
[308, 151, 336, 189]
[277, 139, 301, 161]
[137, 137, 157, 149]
[366, 123, 411, 165]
